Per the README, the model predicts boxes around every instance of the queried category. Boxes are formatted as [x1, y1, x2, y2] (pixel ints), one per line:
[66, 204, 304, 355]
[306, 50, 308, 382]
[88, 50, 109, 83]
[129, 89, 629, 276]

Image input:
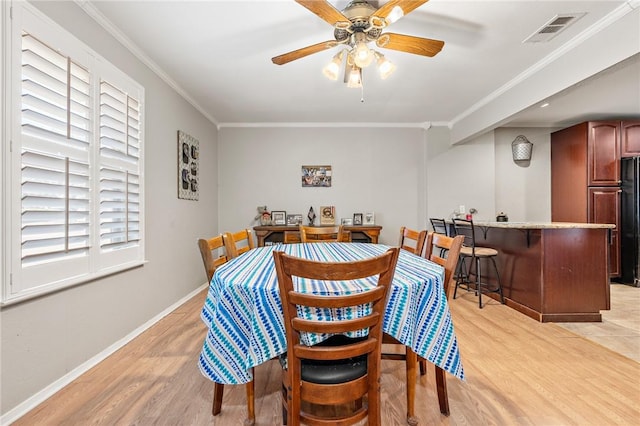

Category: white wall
[1, 1, 218, 418]
[426, 125, 553, 223]
[218, 127, 427, 244]
[494, 128, 552, 222]
[426, 127, 497, 221]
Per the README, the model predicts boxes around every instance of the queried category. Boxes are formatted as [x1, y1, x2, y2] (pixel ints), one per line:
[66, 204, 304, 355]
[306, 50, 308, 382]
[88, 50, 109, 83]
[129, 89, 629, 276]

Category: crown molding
[449, 0, 636, 129]
[74, 0, 219, 127]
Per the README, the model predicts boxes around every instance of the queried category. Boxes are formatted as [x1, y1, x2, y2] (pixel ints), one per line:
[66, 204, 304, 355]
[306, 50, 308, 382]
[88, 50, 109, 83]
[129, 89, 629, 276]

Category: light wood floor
[14, 285, 640, 425]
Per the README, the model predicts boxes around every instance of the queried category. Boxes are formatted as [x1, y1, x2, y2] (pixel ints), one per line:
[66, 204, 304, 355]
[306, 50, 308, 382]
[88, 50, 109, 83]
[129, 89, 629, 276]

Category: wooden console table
[253, 225, 382, 246]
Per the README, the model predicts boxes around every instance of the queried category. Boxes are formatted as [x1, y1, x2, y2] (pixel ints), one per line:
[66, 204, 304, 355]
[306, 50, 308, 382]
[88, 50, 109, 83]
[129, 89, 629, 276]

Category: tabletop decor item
[364, 212, 375, 225]
[272, 211, 286, 225]
[320, 206, 335, 225]
[177, 130, 199, 200]
[301, 165, 332, 187]
[353, 213, 363, 225]
[307, 206, 316, 225]
[287, 214, 303, 226]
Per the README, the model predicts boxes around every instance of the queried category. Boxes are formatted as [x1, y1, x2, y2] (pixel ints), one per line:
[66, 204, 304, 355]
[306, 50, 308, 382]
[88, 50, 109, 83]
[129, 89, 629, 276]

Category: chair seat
[460, 246, 498, 257]
[282, 335, 368, 385]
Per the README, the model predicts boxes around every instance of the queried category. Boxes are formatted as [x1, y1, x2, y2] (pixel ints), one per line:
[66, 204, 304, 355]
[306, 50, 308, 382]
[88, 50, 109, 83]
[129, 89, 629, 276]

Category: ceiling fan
[271, 0, 444, 83]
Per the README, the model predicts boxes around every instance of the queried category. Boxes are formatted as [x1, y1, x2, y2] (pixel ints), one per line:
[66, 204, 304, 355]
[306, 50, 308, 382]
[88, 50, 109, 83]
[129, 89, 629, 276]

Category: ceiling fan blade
[376, 32, 444, 57]
[373, 0, 429, 22]
[272, 40, 338, 65]
[295, 0, 350, 26]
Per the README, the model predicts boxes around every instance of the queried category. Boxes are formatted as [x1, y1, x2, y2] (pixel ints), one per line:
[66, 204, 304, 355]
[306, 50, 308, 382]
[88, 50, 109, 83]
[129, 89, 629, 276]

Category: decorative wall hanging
[302, 165, 332, 187]
[178, 130, 199, 200]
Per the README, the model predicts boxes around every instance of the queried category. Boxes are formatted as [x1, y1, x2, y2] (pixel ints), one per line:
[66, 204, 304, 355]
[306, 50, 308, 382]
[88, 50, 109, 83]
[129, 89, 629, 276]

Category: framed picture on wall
[272, 211, 286, 225]
[177, 130, 199, 200]
[302, 165, 332, 187]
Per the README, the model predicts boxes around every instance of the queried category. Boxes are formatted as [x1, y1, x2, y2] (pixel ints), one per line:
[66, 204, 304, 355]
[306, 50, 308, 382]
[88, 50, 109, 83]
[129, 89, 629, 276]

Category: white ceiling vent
[523, 13, 586, 43]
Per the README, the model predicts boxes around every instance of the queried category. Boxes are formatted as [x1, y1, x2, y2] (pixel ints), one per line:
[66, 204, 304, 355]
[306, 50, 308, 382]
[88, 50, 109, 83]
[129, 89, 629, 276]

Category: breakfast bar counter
[466, 221, 614, 322]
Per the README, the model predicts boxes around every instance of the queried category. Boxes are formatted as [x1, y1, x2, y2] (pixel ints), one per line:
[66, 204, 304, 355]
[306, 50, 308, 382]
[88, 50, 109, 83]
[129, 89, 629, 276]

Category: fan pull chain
[360, 84, 365, 103]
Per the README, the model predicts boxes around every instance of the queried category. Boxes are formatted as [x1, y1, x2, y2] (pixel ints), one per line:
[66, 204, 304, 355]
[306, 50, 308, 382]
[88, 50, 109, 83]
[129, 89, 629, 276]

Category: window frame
[2, 2, 146, 305]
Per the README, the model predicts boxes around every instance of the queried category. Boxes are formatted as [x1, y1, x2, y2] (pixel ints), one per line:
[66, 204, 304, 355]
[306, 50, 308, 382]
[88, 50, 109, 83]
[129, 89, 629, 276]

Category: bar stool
[452, 218, 504, 308]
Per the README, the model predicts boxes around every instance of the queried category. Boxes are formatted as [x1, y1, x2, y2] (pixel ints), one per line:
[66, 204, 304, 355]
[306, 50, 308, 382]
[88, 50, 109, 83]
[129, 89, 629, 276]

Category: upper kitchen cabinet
[588, 121, 620, 186]
[621, 121, 640, 157]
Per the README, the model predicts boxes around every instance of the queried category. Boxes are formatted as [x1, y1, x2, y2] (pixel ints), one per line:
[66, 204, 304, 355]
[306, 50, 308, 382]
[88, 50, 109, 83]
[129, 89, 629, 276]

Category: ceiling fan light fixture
[322, 50, 346, 80]
[386, 6, 405, 25]
[347, 65, 363, 88]
[352, 33, 374, 68]
[375, 52, 396, 79]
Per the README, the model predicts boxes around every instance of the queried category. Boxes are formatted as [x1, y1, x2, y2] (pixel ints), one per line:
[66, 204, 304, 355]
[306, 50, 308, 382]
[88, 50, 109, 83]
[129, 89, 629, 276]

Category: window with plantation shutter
[3, 4, 145, 304]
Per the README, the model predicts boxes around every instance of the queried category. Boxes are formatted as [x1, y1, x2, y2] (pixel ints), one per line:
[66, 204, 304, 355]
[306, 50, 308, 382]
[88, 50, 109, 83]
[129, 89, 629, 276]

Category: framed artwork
[364, 212, 375, 225]
[341, 218, 353, 225]
[301, 165, 332, 187]
[178, 130, 199, 200]
[353, 213, 363, 225]
[272, 211, 287, 225]
[320, 206, 335, 225]
[287, 214, 303, 226]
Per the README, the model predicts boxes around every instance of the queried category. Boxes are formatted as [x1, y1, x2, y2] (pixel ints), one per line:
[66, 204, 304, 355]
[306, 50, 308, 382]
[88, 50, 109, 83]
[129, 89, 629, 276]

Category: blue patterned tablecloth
[198, 242, 464, 384]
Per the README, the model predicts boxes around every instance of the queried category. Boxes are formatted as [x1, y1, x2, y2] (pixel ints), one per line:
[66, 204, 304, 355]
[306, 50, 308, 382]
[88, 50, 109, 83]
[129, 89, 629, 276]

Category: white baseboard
[0, 283, 208, 426]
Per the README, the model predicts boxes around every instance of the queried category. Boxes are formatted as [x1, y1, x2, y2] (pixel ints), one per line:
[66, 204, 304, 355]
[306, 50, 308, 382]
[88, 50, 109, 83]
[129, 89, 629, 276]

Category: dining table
[198, 242, 465, 386]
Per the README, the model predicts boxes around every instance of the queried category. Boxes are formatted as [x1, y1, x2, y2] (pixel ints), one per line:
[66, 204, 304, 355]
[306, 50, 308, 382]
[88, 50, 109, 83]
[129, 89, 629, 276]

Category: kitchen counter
[460, 222, 611, 322]
[472, 221, 615, 229]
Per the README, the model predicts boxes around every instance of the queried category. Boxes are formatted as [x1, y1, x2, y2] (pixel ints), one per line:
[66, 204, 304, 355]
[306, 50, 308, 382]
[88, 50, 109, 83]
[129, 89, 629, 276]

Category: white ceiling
[83, 0, 640, 134]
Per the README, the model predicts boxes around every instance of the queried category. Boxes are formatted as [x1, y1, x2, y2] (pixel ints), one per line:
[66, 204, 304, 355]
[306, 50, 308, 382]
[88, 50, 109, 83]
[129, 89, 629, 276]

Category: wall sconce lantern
[512, 135, 533, 165]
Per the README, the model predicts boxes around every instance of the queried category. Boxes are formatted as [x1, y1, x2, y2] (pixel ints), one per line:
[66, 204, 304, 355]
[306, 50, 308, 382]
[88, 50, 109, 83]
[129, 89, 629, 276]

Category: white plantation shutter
[5, 4, 145, 303]
[99, 81, 141, 251]
[20, 33, 92, 267]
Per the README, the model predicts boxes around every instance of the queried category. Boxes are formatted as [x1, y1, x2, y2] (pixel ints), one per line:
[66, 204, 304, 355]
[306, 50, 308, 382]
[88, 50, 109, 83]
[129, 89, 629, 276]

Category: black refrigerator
[620, 157, 640, 286]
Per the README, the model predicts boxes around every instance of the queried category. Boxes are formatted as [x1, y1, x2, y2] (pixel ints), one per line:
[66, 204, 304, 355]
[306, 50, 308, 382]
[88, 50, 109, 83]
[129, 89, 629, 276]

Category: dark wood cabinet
[588, 187, 621, 276]
[551, 120, 625, 277]
[621, 121, 640, 157]
[588, 121, 620, 186]
[253, 225, 382, 246]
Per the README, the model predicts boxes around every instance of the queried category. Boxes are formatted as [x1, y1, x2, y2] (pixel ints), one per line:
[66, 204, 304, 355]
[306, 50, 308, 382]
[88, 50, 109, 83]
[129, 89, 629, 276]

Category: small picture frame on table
[341, 218, 353, 225]
[363, 212, 375, 225]
[272, 211, 286, 226]
[353, 213, 363, 225]
[320, 206, 335, 225]
[287, 214, 303, 226]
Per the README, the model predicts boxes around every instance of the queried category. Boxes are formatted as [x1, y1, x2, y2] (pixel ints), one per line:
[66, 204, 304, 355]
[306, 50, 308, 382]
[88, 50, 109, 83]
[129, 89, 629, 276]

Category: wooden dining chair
[197, 235, 227, 283]
[197, 235, 255, 424]
[382, 231, 464, 424]
[421, 232, 465, 416]
[273, 247, 400, 426]
[298, 225, 345, 242]
[223, 229, 256, 258]
[398, 226, 427, 256]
